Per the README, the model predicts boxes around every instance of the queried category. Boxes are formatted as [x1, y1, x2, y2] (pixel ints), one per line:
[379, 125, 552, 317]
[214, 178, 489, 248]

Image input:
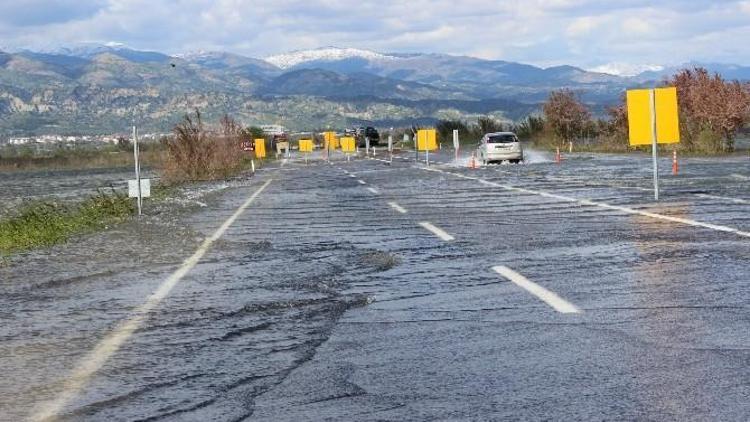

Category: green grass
[0, 190, 135, 255]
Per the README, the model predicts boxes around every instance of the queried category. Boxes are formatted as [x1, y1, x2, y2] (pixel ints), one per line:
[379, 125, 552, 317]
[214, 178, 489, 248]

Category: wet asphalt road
[2, 148, 750, 421]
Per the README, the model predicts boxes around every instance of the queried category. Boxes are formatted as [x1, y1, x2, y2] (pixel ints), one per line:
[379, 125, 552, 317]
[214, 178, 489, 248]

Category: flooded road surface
[2, 149, 749, 421]
[0, 167, 158, 217]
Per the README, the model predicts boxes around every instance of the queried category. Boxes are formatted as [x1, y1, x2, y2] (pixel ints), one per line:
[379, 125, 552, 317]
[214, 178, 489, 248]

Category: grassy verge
[0, 190, 134, 256]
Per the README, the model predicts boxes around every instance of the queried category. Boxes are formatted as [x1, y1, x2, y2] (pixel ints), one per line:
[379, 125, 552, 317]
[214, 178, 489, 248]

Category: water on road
[2, 148, 749, 421]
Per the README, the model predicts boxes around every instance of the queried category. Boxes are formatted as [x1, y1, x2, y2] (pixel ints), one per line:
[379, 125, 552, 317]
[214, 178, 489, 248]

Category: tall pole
[133, 125, 142, 216]
[414, 131, 418, 163]
[650, 89, 660, 201]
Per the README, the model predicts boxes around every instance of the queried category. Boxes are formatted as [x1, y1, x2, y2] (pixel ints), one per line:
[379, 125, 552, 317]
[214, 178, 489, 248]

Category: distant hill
[0, 45, 747, 136]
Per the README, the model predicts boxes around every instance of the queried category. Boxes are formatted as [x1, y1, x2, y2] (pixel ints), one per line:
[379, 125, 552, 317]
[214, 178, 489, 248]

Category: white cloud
[566, 16, 605, 38]
[0, 0, 749, 69]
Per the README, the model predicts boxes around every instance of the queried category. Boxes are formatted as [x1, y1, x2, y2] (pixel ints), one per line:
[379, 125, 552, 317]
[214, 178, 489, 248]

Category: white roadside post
[453, 129, 460, 167]
[133, 125, 142, 216]
[650, 89, 660, 201]
[128, 126, 151, 216]
[388, 134, 393, 164]
[365, 136, 370, 157]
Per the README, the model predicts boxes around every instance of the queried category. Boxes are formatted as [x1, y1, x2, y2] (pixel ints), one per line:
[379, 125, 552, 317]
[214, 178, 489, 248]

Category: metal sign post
[650, 89, 660, 201]
[133, 125, 142, 216]
[413, 133, 418, 163]
[453, 129, 459, 167]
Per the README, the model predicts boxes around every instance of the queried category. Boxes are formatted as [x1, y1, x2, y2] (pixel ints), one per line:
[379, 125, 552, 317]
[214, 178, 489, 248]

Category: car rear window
[488, 134, 518, 143]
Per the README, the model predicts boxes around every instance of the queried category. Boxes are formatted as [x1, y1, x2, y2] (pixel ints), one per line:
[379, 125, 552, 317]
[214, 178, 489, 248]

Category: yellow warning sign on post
[254, 139, 266, 158]
[417, 129, 437, 151]
[340, 137, 356, 153]
[299, 139, 313, 153]
[627, 87, 680, 146]
[323, 131, 339, 149]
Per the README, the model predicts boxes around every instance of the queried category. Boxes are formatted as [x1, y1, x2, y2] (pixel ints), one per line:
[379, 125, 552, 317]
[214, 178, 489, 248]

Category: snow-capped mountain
[266, 47, 395, 69]
[3, 43, 749, 135]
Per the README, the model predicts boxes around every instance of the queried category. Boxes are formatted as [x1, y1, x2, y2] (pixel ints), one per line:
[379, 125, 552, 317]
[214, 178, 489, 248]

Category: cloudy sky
[1, 0, 749, 74]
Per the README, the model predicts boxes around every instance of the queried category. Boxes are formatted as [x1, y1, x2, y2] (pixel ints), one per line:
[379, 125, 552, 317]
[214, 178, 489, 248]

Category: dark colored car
[355, 126, 380, 147]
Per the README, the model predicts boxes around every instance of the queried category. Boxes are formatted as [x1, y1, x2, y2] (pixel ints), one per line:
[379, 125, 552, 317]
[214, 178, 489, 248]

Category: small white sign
[128, 179, 151, 198]
[388, 135, 393, 152]
[453, 129, 460, 150]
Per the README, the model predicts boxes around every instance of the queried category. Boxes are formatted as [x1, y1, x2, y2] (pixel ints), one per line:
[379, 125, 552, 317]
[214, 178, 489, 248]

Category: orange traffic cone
[469, 153, 477, 169]
[672, 150, 679, 175]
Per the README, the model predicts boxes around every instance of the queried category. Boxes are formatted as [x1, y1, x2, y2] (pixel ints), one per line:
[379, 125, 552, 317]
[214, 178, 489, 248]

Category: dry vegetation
[162, 110, 253, 183]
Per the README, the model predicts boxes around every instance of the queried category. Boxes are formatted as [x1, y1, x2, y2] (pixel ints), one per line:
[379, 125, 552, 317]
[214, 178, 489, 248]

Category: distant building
[261, 125, 287, 135]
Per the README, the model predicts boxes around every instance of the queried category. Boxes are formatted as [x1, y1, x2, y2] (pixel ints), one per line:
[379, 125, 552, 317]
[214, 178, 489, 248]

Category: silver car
[477, 132, 523, 164]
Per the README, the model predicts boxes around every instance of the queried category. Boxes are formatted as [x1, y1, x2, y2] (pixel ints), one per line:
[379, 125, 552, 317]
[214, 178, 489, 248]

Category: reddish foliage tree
[665, 68, 750, 151]
[542, 89, 591, 144]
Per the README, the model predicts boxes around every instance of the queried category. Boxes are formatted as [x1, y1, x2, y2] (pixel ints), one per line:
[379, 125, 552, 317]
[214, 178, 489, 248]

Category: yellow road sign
[627, 87, 680, 146]
[323, 131, 339, 149]
[299, 139, 313, 153]
[254, 139, 266, 158]
[417, 129, 438, 151]
[340, 137, 356, 153]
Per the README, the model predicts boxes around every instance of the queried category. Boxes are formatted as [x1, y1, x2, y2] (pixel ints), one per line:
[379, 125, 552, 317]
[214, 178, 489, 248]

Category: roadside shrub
[693, 128, 724, 154]
[514, 115, 545, 140]
[436, 119, 472, 145]
[163, 110, 244, 182]
[0, 190, 133, 255]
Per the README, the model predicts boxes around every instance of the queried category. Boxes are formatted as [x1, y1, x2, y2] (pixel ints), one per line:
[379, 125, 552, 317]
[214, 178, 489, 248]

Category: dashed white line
[349, 174, 357, 178]
[30, 179, 274, 422]
[493, 266, 581, 314]
[419, 221, 455, 241]
[731, 173, 749, 180]
[388, 202, 408, 214]
[358, 180, 367, 185]
[425, 167, 750, 239]
[696, 193, 749, 204]
[367, 187, 379, 194]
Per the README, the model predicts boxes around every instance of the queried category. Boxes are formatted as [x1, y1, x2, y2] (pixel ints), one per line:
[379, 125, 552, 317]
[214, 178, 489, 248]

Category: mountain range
[1, 44, 748, 136]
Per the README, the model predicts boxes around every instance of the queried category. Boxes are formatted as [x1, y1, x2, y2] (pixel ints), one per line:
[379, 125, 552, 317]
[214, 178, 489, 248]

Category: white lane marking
[349, 174, 357, 178]
[426, 168, 750, 239]
[696, 193, 749, 204]
[419, 221, 455, 241]
[731, 173, 749, 180]
[367, 187, 379, 194]
[388, 201, 408, 214]
[31, 180, 274, 422]
[358, 180, 367, 185]
[493, 266, 581, 314]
